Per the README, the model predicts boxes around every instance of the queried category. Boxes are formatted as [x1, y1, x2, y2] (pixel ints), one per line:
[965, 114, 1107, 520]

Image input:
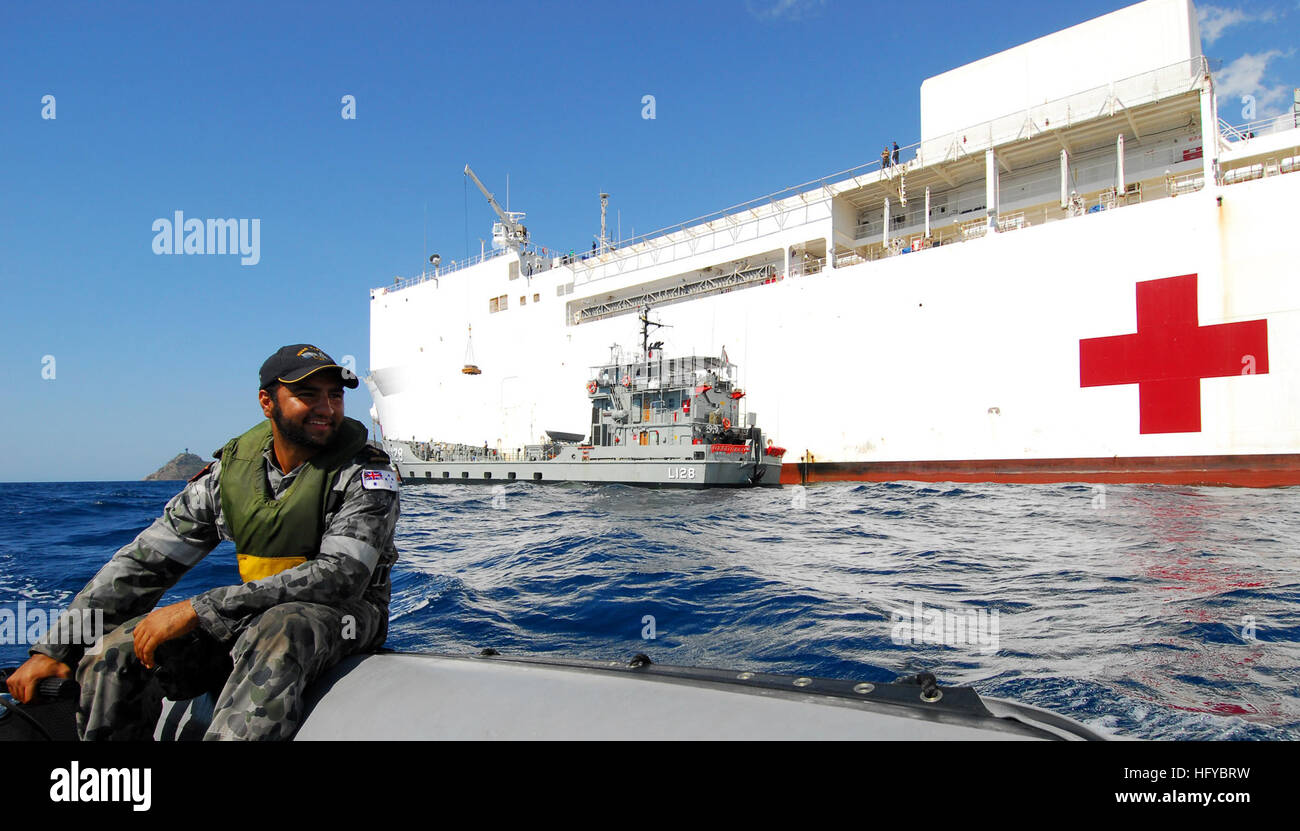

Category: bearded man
[8, 344, 400, 740]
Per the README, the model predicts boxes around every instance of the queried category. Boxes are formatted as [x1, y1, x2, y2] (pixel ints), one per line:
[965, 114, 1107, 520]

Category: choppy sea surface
[1, 479, 1297, 740]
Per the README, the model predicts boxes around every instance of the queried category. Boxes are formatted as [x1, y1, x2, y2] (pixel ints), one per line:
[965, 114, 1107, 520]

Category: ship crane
[464, 164, 528, 256]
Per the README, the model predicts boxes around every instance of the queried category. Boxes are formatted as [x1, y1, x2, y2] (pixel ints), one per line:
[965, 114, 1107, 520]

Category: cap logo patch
[296, 346, 327, 361]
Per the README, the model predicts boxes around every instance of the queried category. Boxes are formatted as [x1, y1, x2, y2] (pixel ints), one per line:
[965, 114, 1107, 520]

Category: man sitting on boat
[6, 344, 400, 740]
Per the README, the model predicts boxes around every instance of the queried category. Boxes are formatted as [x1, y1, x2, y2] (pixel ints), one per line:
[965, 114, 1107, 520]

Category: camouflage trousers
[76, 600, 383, 741]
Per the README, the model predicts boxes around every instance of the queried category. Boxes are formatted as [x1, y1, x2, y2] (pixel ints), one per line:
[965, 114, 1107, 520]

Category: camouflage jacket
[30, 439, 400, 667]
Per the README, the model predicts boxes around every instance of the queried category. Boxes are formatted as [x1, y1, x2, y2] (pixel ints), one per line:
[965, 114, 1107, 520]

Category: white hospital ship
[368, 0, 1300, 487]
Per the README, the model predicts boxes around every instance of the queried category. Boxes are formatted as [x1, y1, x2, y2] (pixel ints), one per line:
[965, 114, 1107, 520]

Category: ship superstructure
[369, 0, 1300, 486]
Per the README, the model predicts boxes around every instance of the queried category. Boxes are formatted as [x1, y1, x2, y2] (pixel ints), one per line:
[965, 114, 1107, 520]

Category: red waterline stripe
[779, 454, 1300, 488]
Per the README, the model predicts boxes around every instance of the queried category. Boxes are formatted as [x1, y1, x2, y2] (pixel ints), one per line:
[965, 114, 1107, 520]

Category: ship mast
[599, 192, 609, 253]
[638, 304, 666, 361]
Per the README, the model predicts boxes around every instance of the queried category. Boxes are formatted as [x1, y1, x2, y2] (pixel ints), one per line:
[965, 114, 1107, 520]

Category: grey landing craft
[383, 307, 786, 488]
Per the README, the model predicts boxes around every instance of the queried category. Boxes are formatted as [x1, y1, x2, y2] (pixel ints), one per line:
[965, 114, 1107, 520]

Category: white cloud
[1197, 5, 1277, 45]
[1216, 49, 1295, 119]
[745, 0, 826, 21]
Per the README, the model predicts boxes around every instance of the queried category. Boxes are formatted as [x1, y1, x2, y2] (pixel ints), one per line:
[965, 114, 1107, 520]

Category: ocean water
[1, 479, 1297, 740]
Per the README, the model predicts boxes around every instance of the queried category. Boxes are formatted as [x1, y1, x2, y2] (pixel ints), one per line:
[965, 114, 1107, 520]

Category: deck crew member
[8, 344, 400, 740]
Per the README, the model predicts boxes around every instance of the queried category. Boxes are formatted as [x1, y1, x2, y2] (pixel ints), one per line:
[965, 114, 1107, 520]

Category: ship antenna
[638, 303, 669, 360]
[600, 192, 609, 253]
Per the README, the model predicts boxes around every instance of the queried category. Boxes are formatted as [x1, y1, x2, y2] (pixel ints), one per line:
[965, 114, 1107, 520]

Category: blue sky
[2, 0, 1296, 481]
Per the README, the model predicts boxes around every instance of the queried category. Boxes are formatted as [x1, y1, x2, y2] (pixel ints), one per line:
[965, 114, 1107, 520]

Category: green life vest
[219, 417, 368, 583]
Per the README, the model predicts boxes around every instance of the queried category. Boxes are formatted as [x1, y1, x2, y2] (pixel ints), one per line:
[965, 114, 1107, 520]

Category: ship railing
[1167, 172, 1205, 196]
[607, 371, 725, 390]
[377, 240, 569, 295]
[1219, 113, 1300, 144]
[854, 234, 939, 259]
[1218, 134, 1300, 181]
[592, 371, 732, 392]
[584, 161, 884, 254]
[376, 247, 508, 294]
[1221, 164, 1267, 185]
[856, 187, 988, 240]
[406, 447, 552, 464]
[917, 56, 1208, 167]
[959, 218, 988, 240]
[789, 255, 826, 275]
[859, 174, 1173, 257]
[1218, 158, 1300, 186]
[591, 355, 730, 376]
[563, 153, 912, 285]
[656, 371, 717, 389]
[996, 211, 1027, 232]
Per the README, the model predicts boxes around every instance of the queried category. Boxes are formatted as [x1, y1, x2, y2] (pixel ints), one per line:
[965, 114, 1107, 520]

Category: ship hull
[371, 178, 1300, 486]
[385, 440, 783, 488]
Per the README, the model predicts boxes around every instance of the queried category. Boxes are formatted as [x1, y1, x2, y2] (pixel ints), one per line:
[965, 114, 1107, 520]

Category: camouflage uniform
[30, 439, 399, 741]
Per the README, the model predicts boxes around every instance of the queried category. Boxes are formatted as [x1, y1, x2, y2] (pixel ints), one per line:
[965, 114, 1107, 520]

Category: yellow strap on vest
[237, 554, 307, 582]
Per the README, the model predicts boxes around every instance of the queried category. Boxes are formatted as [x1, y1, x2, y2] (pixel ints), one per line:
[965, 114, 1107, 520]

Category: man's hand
[5, 653, 72, 703]
[133, 599, 199, 670]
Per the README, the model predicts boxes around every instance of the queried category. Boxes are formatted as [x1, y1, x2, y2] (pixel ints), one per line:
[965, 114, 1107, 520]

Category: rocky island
[144, 452, 209, 481]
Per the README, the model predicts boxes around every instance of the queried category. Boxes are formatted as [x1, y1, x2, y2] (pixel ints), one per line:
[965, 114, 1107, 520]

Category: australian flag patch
[360, 469, 398, 491]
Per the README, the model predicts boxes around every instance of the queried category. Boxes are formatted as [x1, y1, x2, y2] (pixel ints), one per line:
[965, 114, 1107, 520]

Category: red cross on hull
[1079, 273, 1268, 434]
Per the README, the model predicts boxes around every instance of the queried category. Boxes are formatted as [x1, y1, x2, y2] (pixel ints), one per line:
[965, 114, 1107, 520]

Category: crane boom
[464, 164, 521, 236]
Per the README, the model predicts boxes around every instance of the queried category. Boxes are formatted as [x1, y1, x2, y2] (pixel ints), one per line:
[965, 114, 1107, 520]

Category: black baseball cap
[259, 344, 359, 389]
